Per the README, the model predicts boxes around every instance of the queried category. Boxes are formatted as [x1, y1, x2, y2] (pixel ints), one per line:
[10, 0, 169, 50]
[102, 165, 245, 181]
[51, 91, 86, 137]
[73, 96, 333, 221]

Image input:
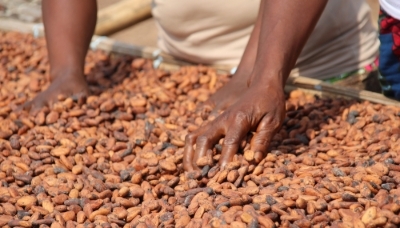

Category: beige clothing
[291, 0, 379, 79]
[152, 0, 379, 80]
[152, 0, 258, 66]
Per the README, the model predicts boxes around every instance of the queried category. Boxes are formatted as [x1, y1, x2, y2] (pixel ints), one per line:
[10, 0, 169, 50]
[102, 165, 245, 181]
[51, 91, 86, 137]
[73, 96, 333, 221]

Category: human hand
[197, 72, 248, 121]
[21, 70, 89, 112]
[183, 82, 285, 171]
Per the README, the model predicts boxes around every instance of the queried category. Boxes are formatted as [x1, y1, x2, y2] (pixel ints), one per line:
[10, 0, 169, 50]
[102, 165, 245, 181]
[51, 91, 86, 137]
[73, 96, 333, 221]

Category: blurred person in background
[378, 0, 400, 99]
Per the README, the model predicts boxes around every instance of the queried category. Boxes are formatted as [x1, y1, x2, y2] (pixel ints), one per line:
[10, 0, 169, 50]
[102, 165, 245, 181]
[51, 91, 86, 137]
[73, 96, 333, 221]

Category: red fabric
[380, 10, 400, 58]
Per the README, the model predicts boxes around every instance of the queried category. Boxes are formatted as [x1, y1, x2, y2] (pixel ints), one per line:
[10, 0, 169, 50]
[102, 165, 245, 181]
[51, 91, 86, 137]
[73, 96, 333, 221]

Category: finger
[21, 100, 41, 115]
[210, 106, 223, 118]
[20, 99, 33, 112]
[219, 117, 251, 168]
[210, 101, 232, 118]
[72, 92, 87, 106]
[30, 101, 46, 115]
[201, 107, 212, 120]
[21, 93, 49, 114]
[183, 134, 197, 172]
[250, 115, 281, 163]
[30, 100, 49, 115]
[193, 126, 224, 169]
[206, 148, 213, 158]
[16, 104, 26, 113]
[29, 107, 42, 117]
[183, 127, 208, 171]
[196, 101, 213, 114]
[195, 101, 214, 120]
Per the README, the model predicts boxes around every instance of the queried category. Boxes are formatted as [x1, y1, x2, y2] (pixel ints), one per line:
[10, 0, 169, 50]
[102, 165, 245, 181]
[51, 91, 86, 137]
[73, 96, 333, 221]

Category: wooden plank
[90, 35, 158, 59]
[0, 19, 43, 36]
[95, 0, 152, 36]
[286, 76, 400, 107]
[284, 85, 359, 101]
[0, 0, 152, 37]
[157, 52, 235, 73]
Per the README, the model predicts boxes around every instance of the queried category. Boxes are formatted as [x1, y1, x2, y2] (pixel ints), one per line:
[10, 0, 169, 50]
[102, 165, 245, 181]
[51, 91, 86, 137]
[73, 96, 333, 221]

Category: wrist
[249, 68, 288, 91]
[49, 67, 84, 81]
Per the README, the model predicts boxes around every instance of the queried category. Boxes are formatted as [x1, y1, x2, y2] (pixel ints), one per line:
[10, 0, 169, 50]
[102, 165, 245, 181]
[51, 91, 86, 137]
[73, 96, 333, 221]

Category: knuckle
[233, 111, 248, 125]
[223, 137, 240, 146]
[196, 135, 209, 145]
[264, 116, 282, 129]
[271, 120, 282, 130]
[185, 133, 196, 144]
[253, 137, 270, 147]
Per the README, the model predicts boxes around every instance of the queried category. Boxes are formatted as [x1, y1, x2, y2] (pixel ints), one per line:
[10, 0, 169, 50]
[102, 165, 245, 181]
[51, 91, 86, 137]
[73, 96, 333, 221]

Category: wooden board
[285, 77, 400, 107]
[0, 19, 43, 36]
[90, 35, 158, 59]
[95, 0, 152, 35]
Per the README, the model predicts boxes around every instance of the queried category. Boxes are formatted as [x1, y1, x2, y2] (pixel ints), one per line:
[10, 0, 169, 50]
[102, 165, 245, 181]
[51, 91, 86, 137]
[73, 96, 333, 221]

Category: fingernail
[254, 151, 264, 164]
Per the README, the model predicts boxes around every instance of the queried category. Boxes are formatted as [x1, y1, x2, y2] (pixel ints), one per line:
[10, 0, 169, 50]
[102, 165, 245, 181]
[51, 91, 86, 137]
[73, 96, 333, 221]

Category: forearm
[234, 0, 265, 76]
[42, 0, 97, 78]
[252, 0, 327, 88]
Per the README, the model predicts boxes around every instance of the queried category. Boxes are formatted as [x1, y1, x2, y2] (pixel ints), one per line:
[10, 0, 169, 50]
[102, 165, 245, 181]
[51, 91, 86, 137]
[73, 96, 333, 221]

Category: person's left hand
[183, 82, 286, 171]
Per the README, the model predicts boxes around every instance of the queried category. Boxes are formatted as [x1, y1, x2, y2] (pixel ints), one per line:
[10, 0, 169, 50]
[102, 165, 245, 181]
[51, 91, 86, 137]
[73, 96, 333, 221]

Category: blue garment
[379, 33, 400, 99]
[378, 10, 400, 100]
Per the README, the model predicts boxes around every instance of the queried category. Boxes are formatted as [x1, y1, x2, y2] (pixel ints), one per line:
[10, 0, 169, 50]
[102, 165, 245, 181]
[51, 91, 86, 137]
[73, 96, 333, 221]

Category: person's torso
[292, 0, 380, 79]
[152, 0, 379, 79]
[152, 0, 259, 65]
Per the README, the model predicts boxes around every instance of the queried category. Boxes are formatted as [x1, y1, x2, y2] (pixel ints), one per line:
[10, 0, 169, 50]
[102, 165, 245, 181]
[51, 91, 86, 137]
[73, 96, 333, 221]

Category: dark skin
[23, 0, 97, 110]
[25, 0, 327, 170]
[184, 0, 328, 171]
[202, 0, 264, 115]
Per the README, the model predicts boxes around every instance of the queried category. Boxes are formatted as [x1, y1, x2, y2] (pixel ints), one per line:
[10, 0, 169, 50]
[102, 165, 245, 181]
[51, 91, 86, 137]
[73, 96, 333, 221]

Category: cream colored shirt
[152, 0, 379, 79]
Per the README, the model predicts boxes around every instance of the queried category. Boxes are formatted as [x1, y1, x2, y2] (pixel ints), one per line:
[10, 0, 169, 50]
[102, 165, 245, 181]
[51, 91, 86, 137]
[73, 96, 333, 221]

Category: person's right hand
[184, 80, 286, 171]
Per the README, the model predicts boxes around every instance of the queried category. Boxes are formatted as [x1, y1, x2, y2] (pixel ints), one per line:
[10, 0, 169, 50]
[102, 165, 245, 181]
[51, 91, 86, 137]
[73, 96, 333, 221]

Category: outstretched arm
[24, 0, 97, 110]
[184, 0, 327, 171]
[234, 0, 265, 78]
[249, 0, 327, 87]
[203, 0, 265, 113]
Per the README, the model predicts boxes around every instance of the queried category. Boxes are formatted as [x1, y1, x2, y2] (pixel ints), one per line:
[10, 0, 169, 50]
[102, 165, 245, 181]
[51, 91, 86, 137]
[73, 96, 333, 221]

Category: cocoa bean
[1, 31, 400, 228]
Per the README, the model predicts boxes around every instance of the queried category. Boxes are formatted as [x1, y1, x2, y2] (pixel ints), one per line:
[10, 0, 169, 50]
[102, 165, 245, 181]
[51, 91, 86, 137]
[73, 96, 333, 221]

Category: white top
[152, 0, 379, 79]
[380, 0, 400, 20]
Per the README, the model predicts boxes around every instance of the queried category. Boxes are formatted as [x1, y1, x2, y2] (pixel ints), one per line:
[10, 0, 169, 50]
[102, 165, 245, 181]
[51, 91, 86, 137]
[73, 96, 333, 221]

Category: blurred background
[0, 0, 380, 48]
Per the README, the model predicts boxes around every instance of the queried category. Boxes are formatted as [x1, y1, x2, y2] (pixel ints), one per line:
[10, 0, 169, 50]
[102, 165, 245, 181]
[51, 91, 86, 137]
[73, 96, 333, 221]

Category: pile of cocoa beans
[1, 31, 400, 228]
